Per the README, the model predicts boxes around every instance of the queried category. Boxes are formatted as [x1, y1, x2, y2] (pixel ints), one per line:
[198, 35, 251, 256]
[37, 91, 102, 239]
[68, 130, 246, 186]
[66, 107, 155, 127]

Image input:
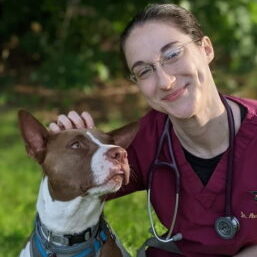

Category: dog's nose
[106, 147, 127, 163]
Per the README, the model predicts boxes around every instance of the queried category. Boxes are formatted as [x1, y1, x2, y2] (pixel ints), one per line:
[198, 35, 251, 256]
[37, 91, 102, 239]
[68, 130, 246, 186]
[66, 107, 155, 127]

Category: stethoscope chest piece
[215, 216, 240, 239]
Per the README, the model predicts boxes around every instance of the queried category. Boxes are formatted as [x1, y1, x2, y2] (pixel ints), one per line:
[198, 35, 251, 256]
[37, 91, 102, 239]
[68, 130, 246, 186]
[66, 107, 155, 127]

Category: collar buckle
[65, 227, 92, 246]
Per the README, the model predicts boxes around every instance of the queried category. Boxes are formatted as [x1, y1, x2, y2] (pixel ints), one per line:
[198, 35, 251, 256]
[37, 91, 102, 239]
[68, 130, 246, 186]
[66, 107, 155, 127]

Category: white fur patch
[86, 131, 118, 185]
[37, 178, 104, 234]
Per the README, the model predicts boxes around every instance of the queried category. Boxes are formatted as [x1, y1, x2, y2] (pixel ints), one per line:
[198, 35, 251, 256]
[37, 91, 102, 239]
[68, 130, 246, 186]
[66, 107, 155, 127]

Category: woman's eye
[163, 48, 182, 62]
[70, 141, 81, 149]
[137, 67, 152, 78]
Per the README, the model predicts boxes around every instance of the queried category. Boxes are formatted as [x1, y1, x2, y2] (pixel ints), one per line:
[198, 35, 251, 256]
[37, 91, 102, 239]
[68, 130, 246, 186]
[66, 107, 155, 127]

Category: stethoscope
[147, 94, 240, 244]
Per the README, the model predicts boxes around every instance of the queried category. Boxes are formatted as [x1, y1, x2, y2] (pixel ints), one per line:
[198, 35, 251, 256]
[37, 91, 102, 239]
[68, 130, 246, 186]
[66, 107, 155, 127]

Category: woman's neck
[170, 96, 241, 159]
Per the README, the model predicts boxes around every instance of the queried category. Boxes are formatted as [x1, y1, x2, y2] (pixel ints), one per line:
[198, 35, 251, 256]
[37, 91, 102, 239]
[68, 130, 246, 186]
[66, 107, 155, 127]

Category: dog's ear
[18, 110, 49, 164]
[108, 121, 139, 149]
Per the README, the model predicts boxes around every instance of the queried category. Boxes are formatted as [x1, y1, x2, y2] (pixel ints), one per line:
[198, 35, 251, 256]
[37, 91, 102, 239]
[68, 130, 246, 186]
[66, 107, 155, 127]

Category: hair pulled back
[120, 3, 204, 70]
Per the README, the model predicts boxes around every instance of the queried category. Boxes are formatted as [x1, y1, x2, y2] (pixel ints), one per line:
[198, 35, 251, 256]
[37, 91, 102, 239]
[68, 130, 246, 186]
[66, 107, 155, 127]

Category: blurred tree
[0, 0, 257, 91]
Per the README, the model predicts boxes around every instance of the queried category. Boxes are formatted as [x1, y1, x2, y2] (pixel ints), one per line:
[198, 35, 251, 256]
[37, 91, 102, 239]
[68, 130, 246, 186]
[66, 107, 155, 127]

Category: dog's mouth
[108, 174, 124, 184]
[106, 167, 129, 185]
[86, 165, 130, 196]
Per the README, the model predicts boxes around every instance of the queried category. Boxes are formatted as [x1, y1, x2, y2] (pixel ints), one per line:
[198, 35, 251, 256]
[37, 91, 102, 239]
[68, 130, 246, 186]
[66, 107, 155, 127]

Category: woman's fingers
[57, 114, 74, 130]
[48, 122, 61, 133]
[67, 111, 86, 129]
[48, 111, 95, 133]
[81, 111, 95, 128]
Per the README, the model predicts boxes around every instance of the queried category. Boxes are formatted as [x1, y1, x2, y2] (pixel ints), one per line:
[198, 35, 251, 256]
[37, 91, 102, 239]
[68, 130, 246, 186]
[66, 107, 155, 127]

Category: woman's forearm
[234, 245, 257, 257]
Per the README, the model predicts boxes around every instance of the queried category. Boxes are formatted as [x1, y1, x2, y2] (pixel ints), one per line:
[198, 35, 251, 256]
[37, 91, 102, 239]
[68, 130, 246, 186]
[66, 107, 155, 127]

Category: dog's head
[18, 110, 138, 201]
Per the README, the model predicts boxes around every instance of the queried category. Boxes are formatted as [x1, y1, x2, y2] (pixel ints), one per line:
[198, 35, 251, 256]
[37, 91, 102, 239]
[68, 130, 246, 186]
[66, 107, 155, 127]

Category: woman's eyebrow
[131, 61, 148, 71]
[160, 41, 178, 53]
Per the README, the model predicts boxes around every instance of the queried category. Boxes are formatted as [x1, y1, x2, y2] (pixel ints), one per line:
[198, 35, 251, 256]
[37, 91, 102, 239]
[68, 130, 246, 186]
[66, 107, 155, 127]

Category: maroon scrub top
[115, 96, 257, 257]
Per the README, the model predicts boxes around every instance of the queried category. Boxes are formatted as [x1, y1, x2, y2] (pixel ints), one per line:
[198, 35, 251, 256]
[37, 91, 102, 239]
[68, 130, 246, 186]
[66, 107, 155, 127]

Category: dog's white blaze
[86, 131, 118, 185]
[86, 131, 107, 147]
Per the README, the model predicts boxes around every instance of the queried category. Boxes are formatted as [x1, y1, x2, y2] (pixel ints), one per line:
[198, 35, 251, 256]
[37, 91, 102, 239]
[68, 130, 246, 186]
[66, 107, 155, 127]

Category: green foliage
[186, 0, 257, 73]
[1, 0, 257, 91]
[0, 110, 41, 256]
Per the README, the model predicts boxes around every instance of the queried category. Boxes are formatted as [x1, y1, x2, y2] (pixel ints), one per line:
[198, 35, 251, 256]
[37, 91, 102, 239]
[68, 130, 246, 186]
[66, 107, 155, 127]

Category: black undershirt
[183, 104, 247, 185]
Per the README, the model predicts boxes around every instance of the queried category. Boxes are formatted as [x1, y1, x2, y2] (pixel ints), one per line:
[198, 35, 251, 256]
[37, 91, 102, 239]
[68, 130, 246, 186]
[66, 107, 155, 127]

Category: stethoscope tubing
[147, 117, 181, 242]
[220, 95, 235, 216]
[147, 189, 181, 242]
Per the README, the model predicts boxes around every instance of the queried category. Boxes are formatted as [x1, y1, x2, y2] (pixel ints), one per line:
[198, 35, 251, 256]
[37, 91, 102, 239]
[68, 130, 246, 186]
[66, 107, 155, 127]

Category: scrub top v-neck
[114, 96, 257, 257]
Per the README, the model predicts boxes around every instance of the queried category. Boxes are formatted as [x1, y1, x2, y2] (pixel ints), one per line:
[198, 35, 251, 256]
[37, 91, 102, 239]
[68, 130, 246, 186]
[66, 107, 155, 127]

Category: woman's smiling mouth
[162, 84, 189, 102]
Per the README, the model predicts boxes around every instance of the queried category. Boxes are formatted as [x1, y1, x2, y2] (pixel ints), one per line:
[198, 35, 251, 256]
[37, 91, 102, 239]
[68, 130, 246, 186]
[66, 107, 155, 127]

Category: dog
[18, 110, 138, 257]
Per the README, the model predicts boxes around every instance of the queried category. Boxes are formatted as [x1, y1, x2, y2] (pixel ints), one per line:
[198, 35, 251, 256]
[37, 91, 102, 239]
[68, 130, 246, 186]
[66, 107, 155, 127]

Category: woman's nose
[156, 66, 176, 90]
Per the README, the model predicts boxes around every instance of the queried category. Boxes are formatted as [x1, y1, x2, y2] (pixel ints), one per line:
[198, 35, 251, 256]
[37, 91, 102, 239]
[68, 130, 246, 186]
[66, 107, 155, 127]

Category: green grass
[0, 108, 150, 257]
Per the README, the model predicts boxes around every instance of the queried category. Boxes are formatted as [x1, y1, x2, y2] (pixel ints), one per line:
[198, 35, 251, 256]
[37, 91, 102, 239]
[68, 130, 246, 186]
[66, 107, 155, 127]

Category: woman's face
[124, 21, 215, 119]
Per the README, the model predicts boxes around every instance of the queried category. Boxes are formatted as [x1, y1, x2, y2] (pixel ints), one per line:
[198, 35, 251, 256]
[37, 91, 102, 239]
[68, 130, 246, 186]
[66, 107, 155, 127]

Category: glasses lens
[162, 46, 183, 65]
[133, 65, 153, 81]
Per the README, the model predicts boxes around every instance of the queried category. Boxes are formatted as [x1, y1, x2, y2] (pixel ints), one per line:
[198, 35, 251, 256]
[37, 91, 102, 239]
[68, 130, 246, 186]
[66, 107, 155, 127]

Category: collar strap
[36, 214, 99, 246]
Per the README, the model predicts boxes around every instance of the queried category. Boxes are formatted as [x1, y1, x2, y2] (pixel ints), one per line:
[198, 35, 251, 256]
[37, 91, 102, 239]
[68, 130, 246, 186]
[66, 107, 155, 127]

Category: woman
[49, 4, 257, 257]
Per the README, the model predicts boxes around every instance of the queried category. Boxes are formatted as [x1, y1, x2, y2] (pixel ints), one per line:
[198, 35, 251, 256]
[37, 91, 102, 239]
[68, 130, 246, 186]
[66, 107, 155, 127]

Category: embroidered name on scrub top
[241, 211, 257, 219]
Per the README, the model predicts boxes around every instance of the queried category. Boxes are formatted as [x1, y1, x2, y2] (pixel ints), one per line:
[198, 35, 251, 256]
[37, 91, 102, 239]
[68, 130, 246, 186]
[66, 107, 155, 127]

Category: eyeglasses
[129, 39, 201, 83]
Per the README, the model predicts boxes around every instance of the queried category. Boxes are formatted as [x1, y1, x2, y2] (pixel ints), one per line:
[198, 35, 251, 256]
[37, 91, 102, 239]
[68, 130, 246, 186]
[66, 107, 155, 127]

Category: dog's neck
[36, 177, 104, 235]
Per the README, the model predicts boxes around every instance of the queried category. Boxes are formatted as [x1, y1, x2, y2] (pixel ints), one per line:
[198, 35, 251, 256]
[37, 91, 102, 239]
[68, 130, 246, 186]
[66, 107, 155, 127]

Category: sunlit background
[1, 0, 257, 256]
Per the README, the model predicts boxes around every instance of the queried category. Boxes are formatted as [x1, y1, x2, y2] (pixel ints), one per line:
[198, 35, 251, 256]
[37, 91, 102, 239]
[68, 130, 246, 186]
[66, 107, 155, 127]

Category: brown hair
[120, 3, 204, 71]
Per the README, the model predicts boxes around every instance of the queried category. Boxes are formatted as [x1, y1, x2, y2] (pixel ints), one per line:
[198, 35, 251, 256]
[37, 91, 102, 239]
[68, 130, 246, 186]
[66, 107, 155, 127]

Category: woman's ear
[201, 36, 214, 64]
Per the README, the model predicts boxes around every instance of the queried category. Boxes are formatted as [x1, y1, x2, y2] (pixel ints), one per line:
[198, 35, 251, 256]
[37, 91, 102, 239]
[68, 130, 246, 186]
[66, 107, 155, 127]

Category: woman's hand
[48, 111, 95, 133]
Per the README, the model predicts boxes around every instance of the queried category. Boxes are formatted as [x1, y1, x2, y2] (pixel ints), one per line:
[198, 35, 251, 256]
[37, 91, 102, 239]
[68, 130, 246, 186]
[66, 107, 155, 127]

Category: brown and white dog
[18, 110, 138, 257]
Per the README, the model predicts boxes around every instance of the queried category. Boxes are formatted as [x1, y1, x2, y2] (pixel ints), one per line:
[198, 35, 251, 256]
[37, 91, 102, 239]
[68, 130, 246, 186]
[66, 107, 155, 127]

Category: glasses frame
[128, 38, 202, 84]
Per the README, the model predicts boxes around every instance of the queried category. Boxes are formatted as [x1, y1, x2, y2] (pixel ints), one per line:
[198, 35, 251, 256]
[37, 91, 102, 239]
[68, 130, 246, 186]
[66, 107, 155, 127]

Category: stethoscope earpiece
[215, 216, 240, 239]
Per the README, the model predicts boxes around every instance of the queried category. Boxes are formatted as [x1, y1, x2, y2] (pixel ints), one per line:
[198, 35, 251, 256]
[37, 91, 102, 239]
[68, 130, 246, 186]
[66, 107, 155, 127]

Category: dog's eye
[70, 141, 81, 149]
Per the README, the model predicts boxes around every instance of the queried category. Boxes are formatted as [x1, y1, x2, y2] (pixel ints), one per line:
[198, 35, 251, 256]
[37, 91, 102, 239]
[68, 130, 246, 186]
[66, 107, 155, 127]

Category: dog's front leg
[19, 242, 31, 257]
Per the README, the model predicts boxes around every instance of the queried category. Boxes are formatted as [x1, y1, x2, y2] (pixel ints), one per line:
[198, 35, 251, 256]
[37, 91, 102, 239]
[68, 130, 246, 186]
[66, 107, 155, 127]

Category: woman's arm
[234, 245, 257, 257]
